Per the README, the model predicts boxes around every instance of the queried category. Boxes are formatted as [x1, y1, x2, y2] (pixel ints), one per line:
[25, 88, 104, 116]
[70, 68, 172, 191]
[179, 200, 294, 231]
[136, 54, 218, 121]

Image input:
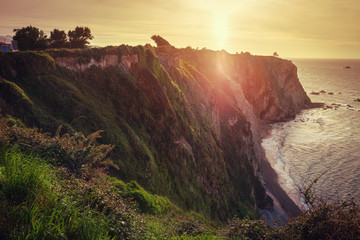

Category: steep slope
[0, 45, 310, 221]
[155, 47, 311, 216]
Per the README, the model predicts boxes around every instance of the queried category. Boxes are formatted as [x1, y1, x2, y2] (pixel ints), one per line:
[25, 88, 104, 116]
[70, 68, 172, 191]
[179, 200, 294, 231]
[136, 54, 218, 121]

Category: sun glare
[213, 14, 228, 50]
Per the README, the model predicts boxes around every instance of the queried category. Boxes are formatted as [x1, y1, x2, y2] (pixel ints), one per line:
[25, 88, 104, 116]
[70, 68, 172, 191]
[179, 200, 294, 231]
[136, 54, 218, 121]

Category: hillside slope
[0, 45, 310, 221]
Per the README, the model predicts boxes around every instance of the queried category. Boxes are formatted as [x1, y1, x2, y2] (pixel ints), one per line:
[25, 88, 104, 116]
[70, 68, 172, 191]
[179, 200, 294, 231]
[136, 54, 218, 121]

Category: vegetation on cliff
[0, 117, 358, 239]
[1, 44, 357, 239]
[0, 47, 270, 221]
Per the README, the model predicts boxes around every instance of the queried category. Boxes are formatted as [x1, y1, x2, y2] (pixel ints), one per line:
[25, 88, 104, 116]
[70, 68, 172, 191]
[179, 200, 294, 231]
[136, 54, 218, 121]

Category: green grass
[1, 46, 356, 238]
[0, 148, 48, 205]
[1, 48, 261, 221]
[111, 178, 173, 215]
[0, 120, 217, 239]
[0, 147, 113, 239]
[0, 118, 359, 239]
[0, 143, 218, 239]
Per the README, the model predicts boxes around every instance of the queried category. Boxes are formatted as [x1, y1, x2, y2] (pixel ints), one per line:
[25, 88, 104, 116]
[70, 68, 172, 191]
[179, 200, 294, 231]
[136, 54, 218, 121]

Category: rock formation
[0, 45, 311, 220]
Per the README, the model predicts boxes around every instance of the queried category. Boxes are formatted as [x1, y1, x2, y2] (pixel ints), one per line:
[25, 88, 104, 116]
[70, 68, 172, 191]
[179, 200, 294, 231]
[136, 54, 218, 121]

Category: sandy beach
[259, 103, 326, 222]
[257, 119, 304, 224]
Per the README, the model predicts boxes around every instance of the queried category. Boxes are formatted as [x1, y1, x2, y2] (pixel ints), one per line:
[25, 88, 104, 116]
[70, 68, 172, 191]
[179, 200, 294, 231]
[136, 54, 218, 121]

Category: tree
[273, 52, 279, 57]
[68, 26, 94, 49]
[49, 29, 68, 48]
[151, 35, 172, 47]
[13, 26, 48, 51]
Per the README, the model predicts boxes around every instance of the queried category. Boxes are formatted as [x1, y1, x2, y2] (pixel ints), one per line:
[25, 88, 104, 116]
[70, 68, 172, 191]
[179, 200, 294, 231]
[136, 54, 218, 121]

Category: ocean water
[262, 59, 360, 208]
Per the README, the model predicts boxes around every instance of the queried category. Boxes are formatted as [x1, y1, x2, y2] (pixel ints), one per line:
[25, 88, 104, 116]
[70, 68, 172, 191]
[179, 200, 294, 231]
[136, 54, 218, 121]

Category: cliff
[0, 45, 310, 221]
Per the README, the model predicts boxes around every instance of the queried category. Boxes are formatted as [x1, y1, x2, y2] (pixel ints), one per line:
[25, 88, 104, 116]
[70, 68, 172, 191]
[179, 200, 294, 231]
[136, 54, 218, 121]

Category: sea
[262, 59, 360, 209]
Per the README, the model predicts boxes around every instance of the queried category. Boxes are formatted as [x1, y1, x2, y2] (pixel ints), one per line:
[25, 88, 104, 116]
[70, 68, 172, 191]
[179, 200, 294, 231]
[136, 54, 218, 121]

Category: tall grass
[0, 147, 52, 206]
[1, 117, 359, 239]
[0, 117, 115, 175]
[0, 147, 113, 239]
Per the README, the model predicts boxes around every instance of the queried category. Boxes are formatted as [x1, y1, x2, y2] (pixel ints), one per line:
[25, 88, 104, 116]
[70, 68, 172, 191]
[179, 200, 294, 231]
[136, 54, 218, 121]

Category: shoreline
[260, 127, 301, 217]
[258, 102, 325, 223]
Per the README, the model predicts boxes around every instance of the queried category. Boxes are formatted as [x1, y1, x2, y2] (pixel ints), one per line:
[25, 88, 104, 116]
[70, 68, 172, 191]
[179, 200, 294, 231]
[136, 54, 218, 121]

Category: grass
[0, 46, 359, 239]
[0, 146, 147, 239]
[0, 117, 359, 239]
[110, 178, 173, 215]
[0, 119, 223, 239]
[0, 117, 218, 239]
[0, 147, 52, 206]
[0, 46, 279, 221]
[0, 147, 114, 239]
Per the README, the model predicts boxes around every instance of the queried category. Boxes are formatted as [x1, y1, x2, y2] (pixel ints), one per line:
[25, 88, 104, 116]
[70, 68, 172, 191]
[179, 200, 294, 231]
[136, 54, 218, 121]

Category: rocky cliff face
[55, 54, 138, 72]
[156, 47, 310, 122]
[0, 45, 310, 221]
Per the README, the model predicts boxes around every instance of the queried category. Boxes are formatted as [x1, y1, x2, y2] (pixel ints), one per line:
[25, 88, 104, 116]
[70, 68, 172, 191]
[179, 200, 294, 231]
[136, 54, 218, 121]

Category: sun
[213, 14, 228, 50]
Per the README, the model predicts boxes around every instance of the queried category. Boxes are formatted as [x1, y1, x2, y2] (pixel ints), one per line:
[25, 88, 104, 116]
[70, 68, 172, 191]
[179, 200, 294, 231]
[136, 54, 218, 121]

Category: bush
[279, 195, 360, 239]
[60, 174, 147, 239]
[0, 117, 114, 175]
[227, 218, 275, 240]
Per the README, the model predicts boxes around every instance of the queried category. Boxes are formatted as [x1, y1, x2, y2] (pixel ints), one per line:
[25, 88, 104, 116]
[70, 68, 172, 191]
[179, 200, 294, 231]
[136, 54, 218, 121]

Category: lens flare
[213, 14, 228, 50]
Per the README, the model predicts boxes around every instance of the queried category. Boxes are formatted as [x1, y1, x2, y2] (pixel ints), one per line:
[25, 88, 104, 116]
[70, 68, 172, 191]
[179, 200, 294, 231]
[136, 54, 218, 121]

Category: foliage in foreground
[278, 184, 360, 240]
[0, 116, 359, 239]
[0, 149, 138, 239]
[0, 117, 114, 175]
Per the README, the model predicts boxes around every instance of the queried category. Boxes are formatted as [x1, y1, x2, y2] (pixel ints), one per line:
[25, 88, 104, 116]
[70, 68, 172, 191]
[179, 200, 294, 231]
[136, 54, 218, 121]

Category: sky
[1, 0, 359, 58]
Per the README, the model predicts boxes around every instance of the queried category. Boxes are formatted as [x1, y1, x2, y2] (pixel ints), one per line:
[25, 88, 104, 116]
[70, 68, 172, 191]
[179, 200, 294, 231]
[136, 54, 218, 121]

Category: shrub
[227, 218, 275, 240]
[60, 175, 146, 239]
[0, 117, 114, 175]
[279, 193, 360, 239]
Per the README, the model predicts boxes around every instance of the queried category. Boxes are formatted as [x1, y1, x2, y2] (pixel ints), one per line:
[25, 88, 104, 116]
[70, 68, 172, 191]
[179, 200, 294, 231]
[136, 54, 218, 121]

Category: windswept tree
[13, 26, 48, 51]
[151, 35, 172, 47]
[68, 26, 94, 49]
[49, 29, 68, 48]
[273, 52, 279, 57]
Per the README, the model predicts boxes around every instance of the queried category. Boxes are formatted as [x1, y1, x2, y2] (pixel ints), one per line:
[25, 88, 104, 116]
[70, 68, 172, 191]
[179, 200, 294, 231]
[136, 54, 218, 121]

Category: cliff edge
[0, 45, 310, 221]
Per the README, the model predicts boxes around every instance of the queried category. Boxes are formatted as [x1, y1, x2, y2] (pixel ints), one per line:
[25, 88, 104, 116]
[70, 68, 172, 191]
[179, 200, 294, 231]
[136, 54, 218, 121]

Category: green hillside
[0, 45, 359, 238]
[0, 46, 269, 221]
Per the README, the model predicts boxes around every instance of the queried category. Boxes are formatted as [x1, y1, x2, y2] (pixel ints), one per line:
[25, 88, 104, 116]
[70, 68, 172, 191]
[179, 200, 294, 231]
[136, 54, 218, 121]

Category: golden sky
[1, 0, 359, 58]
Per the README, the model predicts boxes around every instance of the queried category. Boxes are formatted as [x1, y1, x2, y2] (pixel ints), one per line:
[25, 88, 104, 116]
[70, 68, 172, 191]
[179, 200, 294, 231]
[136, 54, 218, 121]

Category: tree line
[12, 25, 94, 51]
